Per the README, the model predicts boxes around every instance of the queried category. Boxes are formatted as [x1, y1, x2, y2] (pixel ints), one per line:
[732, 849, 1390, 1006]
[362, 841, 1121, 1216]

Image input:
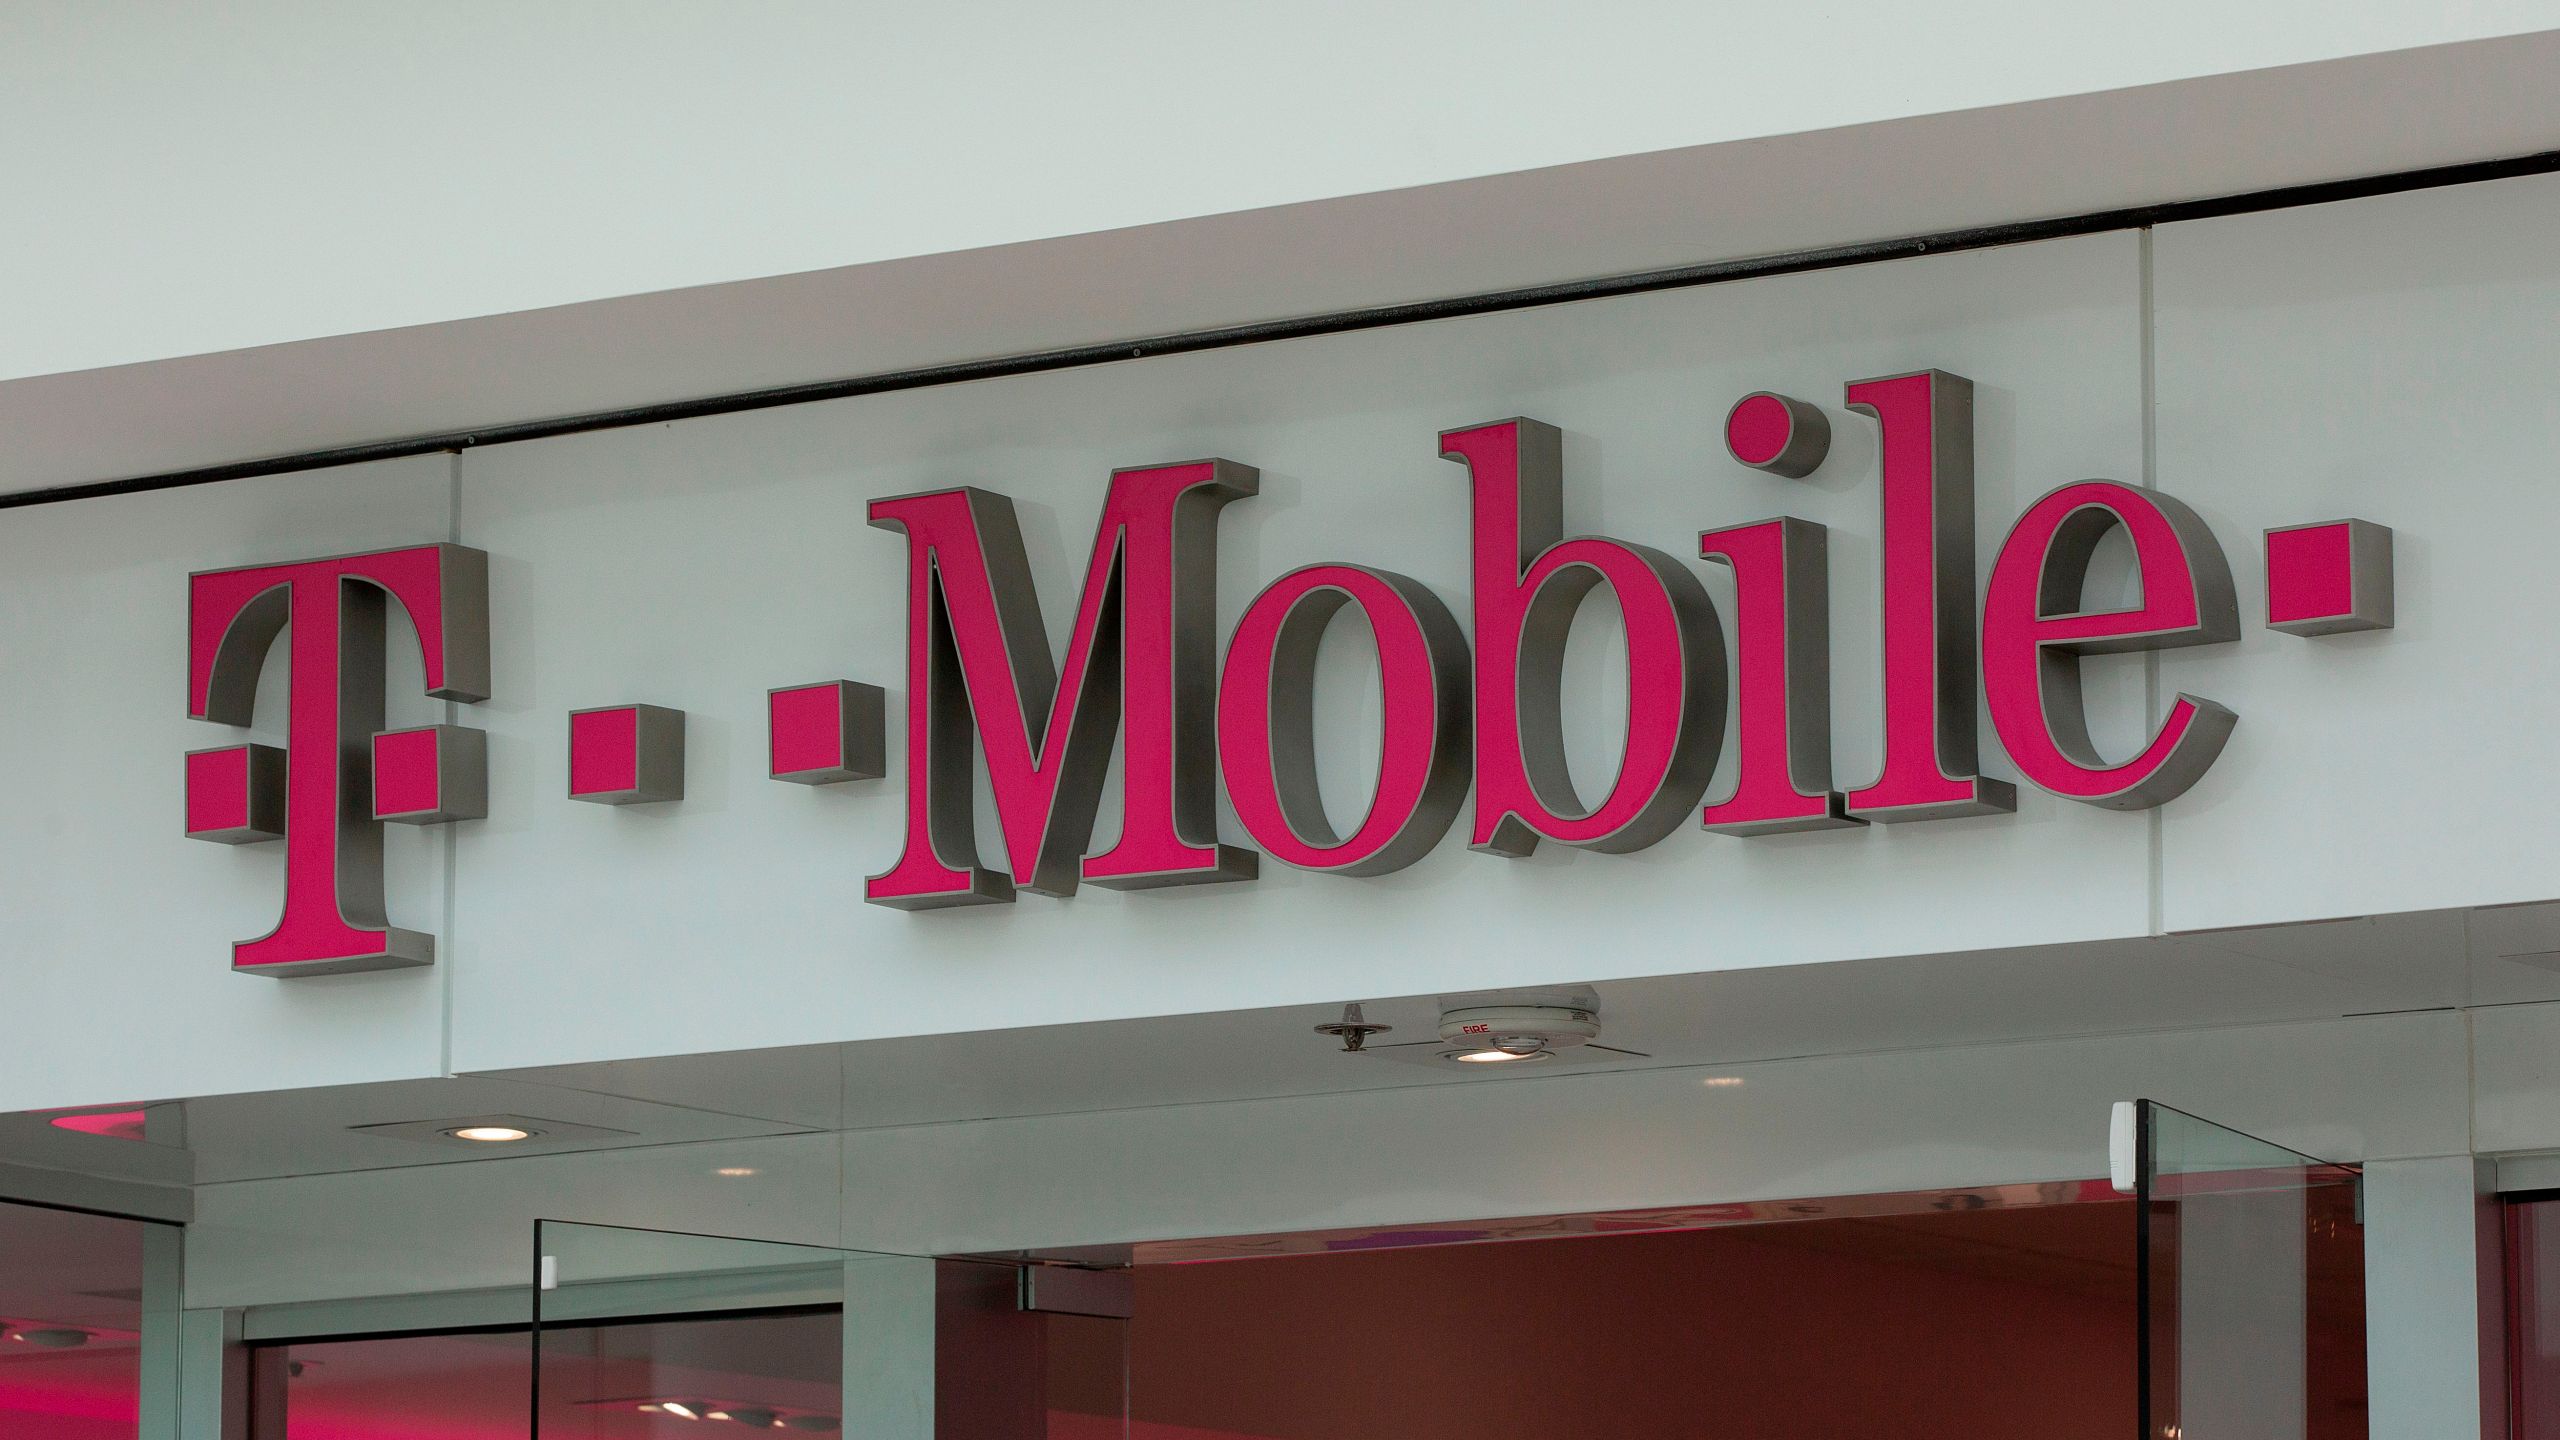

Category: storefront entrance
[229, 1104, 2364, 1440]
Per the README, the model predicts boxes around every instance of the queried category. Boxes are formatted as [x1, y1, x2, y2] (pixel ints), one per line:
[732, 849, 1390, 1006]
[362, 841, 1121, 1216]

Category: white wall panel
[2361, 1156, 2506, 1440]
[446, 232, 2156, 1075]
[2153, 173, 2560, 929]
[0, 458, 457, 1114]
[2465, 1002, 2560, 1154]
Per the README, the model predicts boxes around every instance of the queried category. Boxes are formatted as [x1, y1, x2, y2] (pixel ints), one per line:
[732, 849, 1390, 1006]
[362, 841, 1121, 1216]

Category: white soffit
[477, 907, 2553, 1141]
[0, 904, 2547, 1185]
[6, 28, 2560, 497]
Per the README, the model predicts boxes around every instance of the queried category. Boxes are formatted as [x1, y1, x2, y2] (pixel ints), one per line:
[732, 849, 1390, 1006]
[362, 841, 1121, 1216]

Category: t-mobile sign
[182, 368, 2391, 975]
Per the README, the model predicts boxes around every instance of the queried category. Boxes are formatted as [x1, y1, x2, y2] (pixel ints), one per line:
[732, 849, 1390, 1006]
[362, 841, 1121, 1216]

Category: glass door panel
[0, 1200, 166, 1440]
[2129, 1100, 2367, 1440]
[531, 1221, 1117, 1440]
[535, 1223, 872, 1440]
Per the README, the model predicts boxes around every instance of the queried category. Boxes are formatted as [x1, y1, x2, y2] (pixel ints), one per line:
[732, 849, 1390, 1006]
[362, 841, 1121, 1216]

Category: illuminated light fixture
[352, 1114, 633, 1149]
[1351, 989, 1649, 1071]
[1436, 1000, 1600, 1066]
[714, 1167, 758, 1178]
[1701, 1076, 1745, 1088]
[1447, 1042, 1552, 1064]
[621, 1400, 829, 1431]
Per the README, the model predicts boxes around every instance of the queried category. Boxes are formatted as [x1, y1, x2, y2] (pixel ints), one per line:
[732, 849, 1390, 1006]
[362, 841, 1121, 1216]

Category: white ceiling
[8, 30, 2560, 498]
[12, 5, 2553, 384]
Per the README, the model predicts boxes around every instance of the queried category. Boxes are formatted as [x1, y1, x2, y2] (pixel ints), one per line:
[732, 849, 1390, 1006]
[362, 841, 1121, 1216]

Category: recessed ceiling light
[1447, 1046, 1551, 1064]
[659, 1402, 702, 1421]
[714, 1167, 758, 1178]
[352, 1114, 634, 1148]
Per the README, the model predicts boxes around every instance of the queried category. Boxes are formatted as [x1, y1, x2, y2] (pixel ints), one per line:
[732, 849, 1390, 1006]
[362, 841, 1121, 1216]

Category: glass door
[2122, 1100, 2367, 1440]
[531, 1221, 1116, 1440]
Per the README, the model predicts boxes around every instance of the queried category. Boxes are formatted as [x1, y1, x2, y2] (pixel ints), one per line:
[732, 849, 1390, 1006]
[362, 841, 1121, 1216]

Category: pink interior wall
[0, 1348, 140, 1440]
[1050, 1202, 2142, 1440]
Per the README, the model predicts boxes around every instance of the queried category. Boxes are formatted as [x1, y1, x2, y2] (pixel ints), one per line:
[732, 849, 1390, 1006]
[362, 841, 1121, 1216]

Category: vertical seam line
[440, 449, 462, 1078]
[2139, 227, 2166, 938]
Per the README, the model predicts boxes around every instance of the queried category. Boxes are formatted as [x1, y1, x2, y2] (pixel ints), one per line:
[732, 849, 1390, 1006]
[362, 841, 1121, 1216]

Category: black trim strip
[248, 1318, 532, 1347]
[11, 145, 2560, 512]
[0, 1188, 187, 1229]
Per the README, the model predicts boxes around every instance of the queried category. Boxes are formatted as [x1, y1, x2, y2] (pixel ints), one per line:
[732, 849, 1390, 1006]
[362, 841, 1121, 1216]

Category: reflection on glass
[532, 1222, 1128, 1440]
[265, 1333, 530, 1440]
[0, 1201, 154, 1440]
[266, 1316, 846, 1440]
[533, 1224, 894, 1440]
[2138, 1101, 2368, 1440]
[538, 1313, 843, 1440]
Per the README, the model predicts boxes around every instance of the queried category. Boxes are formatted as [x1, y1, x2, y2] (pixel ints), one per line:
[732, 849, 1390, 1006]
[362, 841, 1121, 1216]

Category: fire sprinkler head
[1313, 1002, 1392, 1053]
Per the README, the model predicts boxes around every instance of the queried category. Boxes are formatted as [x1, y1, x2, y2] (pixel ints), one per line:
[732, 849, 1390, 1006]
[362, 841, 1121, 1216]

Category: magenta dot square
[569, 704, 685, 805]
[569, 707, 638, 797]
[768, 680, 884, 785]
[771, 684, 845, 776]
[372, 724, 486, 823]
[2267, 525, 2351, 621]
[185, 743, 283, 843]
[186, 747, 249, 833]
[2265, 519, 2393, 636]
[372, 727, 444, 816]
